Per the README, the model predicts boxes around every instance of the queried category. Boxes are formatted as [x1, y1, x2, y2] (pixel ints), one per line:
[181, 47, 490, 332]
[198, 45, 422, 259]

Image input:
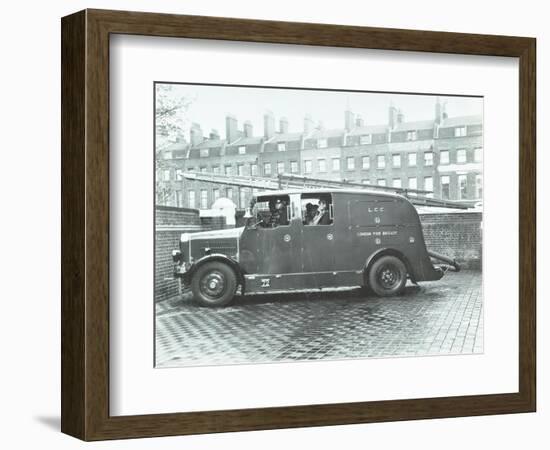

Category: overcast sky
[158, 82, 483, 138]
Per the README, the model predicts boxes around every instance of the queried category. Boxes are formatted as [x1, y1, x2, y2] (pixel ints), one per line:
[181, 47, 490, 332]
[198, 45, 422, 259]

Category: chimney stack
[345, 109, 355, 131]
[209, 129, 220, 140]
[190, 123, 203, 146]
[264, 111, 275, 139]
[243, 120, 253, 138]
[388, 103, 398, 129]
[397, 109, 404, 125]
[225, 114, 239, 144]
[355, 115, 365, 127]
[435, 98, 444, 124]
[279, 117, 289, 134]
[304, 114, 314, 134]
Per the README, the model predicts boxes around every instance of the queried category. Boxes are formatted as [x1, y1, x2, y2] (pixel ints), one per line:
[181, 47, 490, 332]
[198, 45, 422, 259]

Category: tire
[191, 261, 237, 307]
[368, 255, 407, 297]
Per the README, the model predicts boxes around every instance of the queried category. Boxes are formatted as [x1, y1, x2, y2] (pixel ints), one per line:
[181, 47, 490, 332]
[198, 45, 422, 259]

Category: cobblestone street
[155, 270, 483, 368]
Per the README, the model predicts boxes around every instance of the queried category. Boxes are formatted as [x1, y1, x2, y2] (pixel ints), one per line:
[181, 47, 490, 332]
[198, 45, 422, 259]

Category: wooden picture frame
[61, 8, 536, 441]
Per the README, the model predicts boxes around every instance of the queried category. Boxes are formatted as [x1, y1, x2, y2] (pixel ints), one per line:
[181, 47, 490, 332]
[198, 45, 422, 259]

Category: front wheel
[368, 255, 407, 297]
[191, 261, 237, 307]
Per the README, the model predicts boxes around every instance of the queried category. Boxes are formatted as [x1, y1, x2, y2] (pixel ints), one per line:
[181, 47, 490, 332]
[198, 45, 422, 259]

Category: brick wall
[419, 211, 482, 270]
[155, 206, 227, 303]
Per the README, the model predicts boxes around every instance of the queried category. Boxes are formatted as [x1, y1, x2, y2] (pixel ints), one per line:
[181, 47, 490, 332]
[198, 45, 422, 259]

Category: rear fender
[363, 248, 415, 285]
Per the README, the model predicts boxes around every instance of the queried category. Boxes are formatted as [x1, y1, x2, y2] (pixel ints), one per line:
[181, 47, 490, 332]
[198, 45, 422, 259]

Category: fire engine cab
[172, 188, 460, 307]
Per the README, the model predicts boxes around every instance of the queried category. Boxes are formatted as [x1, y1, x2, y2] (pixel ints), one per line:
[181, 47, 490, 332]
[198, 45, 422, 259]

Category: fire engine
[172, 173, 462, 307]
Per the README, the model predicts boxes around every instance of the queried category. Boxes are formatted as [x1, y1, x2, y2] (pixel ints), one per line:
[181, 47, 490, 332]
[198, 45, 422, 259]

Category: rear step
[428, 251, 461, 272]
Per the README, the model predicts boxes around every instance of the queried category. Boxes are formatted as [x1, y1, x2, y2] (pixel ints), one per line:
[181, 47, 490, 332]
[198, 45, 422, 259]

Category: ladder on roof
[182, 171, 471, 209]
[276, 174, 471, 209]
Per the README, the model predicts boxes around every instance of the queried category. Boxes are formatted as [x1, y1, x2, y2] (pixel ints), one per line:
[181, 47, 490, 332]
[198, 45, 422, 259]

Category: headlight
[172, 250, 183, 263]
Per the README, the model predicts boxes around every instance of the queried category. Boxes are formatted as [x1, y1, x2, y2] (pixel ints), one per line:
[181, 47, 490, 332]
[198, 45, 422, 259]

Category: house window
[475, 174, 483, 199]
[362, 156, 370, 170]
[176, 169, 184, 180]
[377, 179, 387, 187]
[458, 174, 468, 199]
[239, 189, 247, 208]
[225, 187, 233, 199]
[347, 157, 355, 170]
[454, 126, 467, 137]
[392, 154, 401, 168]
[277, 161, 285, 174]
[318, 159, 327, 173]
[408, 177, 417, 191]
[424, 177, 433, 198]
[200, 166, 207, 173]
[263, 162, 272, 176]
[440, 150, 449, 165]
[303, 160, 312, 174]
[163, 169, 171, 181]
[237, 164, 245, 176]
[359, 134, 372, 145]
[175, 190, 183, 207]
[362, 179, 370, 185]
[200, 189, 208, 209]
[186, 166, 194, 172]
[332, 158, 340, 171]
[250, 163, 258, 176]
[408, 153, 417, 167]
[238, 146, 246, 155]
[188, 190, 196, 209]
[441, 175, 450, 199]
[406, 130, 417, 141]
[224, 165, 232, 175]
[392, 178, 402, 188]
[277, 142, 286, 152]
[213, 188, 220, 202]
[424, 151, 434, 166]
[199, 148, 209, 158]
[457, 149, 467, 163]
[318, 138, 328, 148]
[377, 154, 385, 169]
[212, 165, 220, 174]
[290, 161, 299, 173]
[474, 147, 483, 162]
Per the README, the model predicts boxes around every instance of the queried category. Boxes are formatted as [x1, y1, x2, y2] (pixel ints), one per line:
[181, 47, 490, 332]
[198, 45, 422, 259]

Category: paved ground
[155, 270, 483, 368]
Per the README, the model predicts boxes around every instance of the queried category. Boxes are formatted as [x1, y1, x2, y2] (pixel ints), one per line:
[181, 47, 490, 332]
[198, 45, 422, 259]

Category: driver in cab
[262, 199, 288, 228]
[268, 199, 288, 227]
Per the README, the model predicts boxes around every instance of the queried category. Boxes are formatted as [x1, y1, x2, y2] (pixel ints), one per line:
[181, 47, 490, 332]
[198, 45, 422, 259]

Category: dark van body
[173, 189, 456, 307]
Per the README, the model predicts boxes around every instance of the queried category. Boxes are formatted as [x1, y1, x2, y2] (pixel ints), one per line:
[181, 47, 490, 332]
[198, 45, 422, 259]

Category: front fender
[183, 253, 245, 289]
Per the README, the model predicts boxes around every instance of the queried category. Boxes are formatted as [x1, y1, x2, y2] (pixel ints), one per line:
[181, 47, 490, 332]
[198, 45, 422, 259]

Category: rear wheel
[191, 261, 237, 307]
[368, 255, 407, 297]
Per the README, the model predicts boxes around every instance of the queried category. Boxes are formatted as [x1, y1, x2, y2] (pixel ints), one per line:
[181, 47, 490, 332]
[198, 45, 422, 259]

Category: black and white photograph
[154, 82, 483, 368]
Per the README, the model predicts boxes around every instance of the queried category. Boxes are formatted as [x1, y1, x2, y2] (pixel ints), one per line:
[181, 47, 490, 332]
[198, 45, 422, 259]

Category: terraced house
[157, 98, 483, 209]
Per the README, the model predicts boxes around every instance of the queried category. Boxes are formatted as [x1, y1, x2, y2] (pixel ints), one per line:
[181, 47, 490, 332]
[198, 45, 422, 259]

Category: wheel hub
[200, 271, 225, 298]
[379, 266, 399, 288]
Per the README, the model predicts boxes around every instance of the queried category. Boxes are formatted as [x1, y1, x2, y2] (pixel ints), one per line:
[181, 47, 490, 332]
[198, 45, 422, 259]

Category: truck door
[300, 194, 335, 274]
[239, 194, 302, 275]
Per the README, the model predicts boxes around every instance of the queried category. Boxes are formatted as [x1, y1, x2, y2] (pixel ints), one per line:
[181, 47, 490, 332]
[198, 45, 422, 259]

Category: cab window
[252, 195, 291, 228]
[301, 194, 333, 226]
